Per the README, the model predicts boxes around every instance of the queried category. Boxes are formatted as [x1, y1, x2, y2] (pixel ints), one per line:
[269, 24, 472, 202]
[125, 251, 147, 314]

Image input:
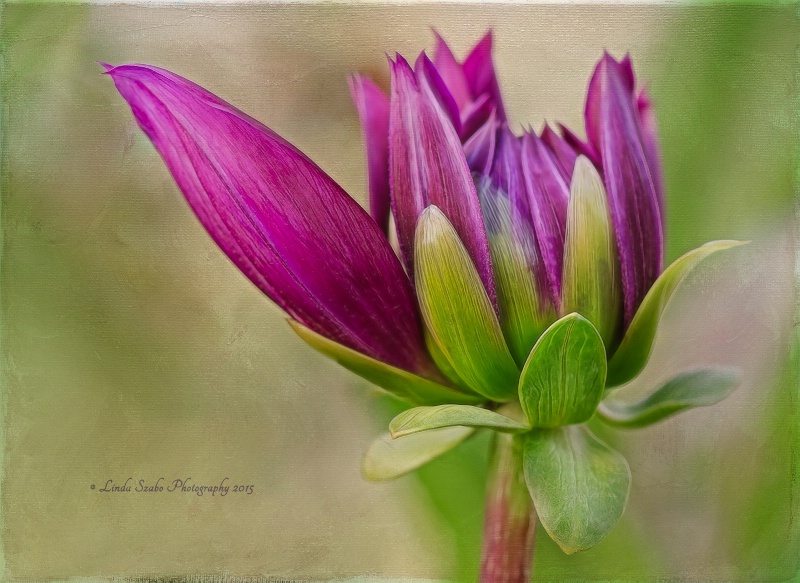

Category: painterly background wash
[1, 3, 797, 581]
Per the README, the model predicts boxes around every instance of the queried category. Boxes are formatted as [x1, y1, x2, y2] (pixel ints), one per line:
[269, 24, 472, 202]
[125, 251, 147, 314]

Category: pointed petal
[463, 109, 498, 176]
[636, 89, 665, 223]
[415, 52, 462, 136]
[389, 55, 496, 303]
[585, 53, 664, 326]
[432, 31, 472, 111]
[462, 31, 506, 121]
[107, 64, 434, 376]
[349, 74, 391, 234]
[541, 123, 578, 181]
[415, 206, 519, 402]
[561, 157, 622, 348]
[521, 131, 570, 310]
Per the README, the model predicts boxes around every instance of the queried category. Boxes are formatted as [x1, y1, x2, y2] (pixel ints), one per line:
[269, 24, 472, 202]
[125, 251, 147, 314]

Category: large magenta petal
[541, 123, 578, 182]
[106, 64, 437, 376]
[463, 109, 498, 176]
[585, 53, 663, 325]
[520, 131, 570, 310]
[349, 74, 392, 234]
[462, 31, 506, 122]
[389, 55, 496, 304]
[415, 52, 462, 136]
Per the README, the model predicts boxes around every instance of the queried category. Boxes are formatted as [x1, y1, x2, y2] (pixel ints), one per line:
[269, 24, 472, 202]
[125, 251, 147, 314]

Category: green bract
[389, 404, 530, 438]
[562, 157, 622, 348]
[415, 206, 520, 402]
[519, 313, 607, 427]
[523, 426, 631, 554]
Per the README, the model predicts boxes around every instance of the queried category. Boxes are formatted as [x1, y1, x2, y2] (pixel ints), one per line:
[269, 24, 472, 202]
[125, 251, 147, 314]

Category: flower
[105, 32, 744, 555]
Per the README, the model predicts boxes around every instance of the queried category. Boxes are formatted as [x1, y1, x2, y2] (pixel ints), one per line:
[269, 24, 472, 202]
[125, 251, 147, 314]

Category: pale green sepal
[561, 156, 622, 348]
[523, 425, 631, 554]
[424, 327, 472, 392]
[415, 205, 520, 402]
[607, 240, 748, 388]
[363, 427, 474, 481]
[389, 404, 530, 439]
[518, 313, 607, 427]
[597, 369, 740, 429]
[478, 182, 556, 366]
[288, 320, 482, 406]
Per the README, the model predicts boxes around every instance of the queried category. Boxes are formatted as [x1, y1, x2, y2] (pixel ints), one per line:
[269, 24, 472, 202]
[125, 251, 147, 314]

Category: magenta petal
[460, 93, 493, 141]
[636, 89, 665, 222]
[349, 74, 392, 234]
[389, 55, 496, 304]
[559, 123, 601, 168]
[415, 52, 462, 136]
[490, 129, 531, 222]
[107, 64, 437, 376]
[432, 31, 472, 112]
[585, 53, 663, 325]
[463, 109, 498, 176]
[520, 131, 570, 310]
[462, 31, 506, 121]
[541, 123, 578, 181]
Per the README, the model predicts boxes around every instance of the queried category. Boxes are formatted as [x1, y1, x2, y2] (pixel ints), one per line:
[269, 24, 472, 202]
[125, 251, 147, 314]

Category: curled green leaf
[289, 320, 482, 406]
[363, 427, 474, 481]
[389, 404, 529, 439]
[415, 205, 520, 401]
[519, 313, 606, 427]
[607, 240, 748, 388]
[561, 156, 622, 348]
[597, 369, 740, 429]
[523, 425, 631, 554]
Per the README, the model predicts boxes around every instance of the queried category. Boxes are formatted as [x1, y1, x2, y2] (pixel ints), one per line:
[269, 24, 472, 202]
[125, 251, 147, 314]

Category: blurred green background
[1, 3, 797, 581]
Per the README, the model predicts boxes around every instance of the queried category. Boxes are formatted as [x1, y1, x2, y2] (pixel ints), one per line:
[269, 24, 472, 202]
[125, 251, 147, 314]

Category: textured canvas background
[1, 3, 798, 581]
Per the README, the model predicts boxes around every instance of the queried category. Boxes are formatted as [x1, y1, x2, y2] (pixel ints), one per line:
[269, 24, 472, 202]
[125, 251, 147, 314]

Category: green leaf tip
[523, 425, 631, 554]
[519, 313, 607, 428]
[389, 404, 529, 439]
[607, 240, 749, 388]
[597, 368, 741, 429]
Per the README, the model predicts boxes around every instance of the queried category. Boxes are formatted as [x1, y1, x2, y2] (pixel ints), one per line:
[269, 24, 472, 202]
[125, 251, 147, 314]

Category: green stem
[480, 432, 537, 583]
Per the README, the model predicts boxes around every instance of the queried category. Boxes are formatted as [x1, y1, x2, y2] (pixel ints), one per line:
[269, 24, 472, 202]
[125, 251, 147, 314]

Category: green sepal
[362, 427, 474, 481]
[561, 156, 622, 348]
[523, 425, 631, 554]
[477, 181, 556, 366]
[597, 369, 740, 429]
[518, 313, 607, 427]
[415, 205, 520, 401]
[389, 404, 530, 439]
[288, 320, 482, 406]
[607, 240, 748, 388]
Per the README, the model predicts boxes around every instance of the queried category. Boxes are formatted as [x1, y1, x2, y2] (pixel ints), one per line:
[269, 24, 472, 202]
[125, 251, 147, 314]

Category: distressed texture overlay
[1, 3, 798, 581]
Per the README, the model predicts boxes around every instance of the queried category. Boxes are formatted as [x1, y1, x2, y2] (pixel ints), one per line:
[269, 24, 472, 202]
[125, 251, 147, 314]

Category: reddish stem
[480, 432, 537, 583]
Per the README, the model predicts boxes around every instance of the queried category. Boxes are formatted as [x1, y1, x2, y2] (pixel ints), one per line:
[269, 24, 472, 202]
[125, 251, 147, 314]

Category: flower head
[105, 32, 745, 554]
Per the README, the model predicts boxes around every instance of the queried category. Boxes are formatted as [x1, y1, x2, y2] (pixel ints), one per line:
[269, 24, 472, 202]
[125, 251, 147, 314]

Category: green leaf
[607, 240, 748, 388]
[523, 425, 631, 554]
[288, 320, 482, 406]
[597, 369, 740, 429]
[518, 313, 607, 427]
[415, 205, 520, 401]
[363, 427, 474, 481]
[389, 404, 529, 438]
[477, 181, 556, 367]
[561, 156, 622, 348]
